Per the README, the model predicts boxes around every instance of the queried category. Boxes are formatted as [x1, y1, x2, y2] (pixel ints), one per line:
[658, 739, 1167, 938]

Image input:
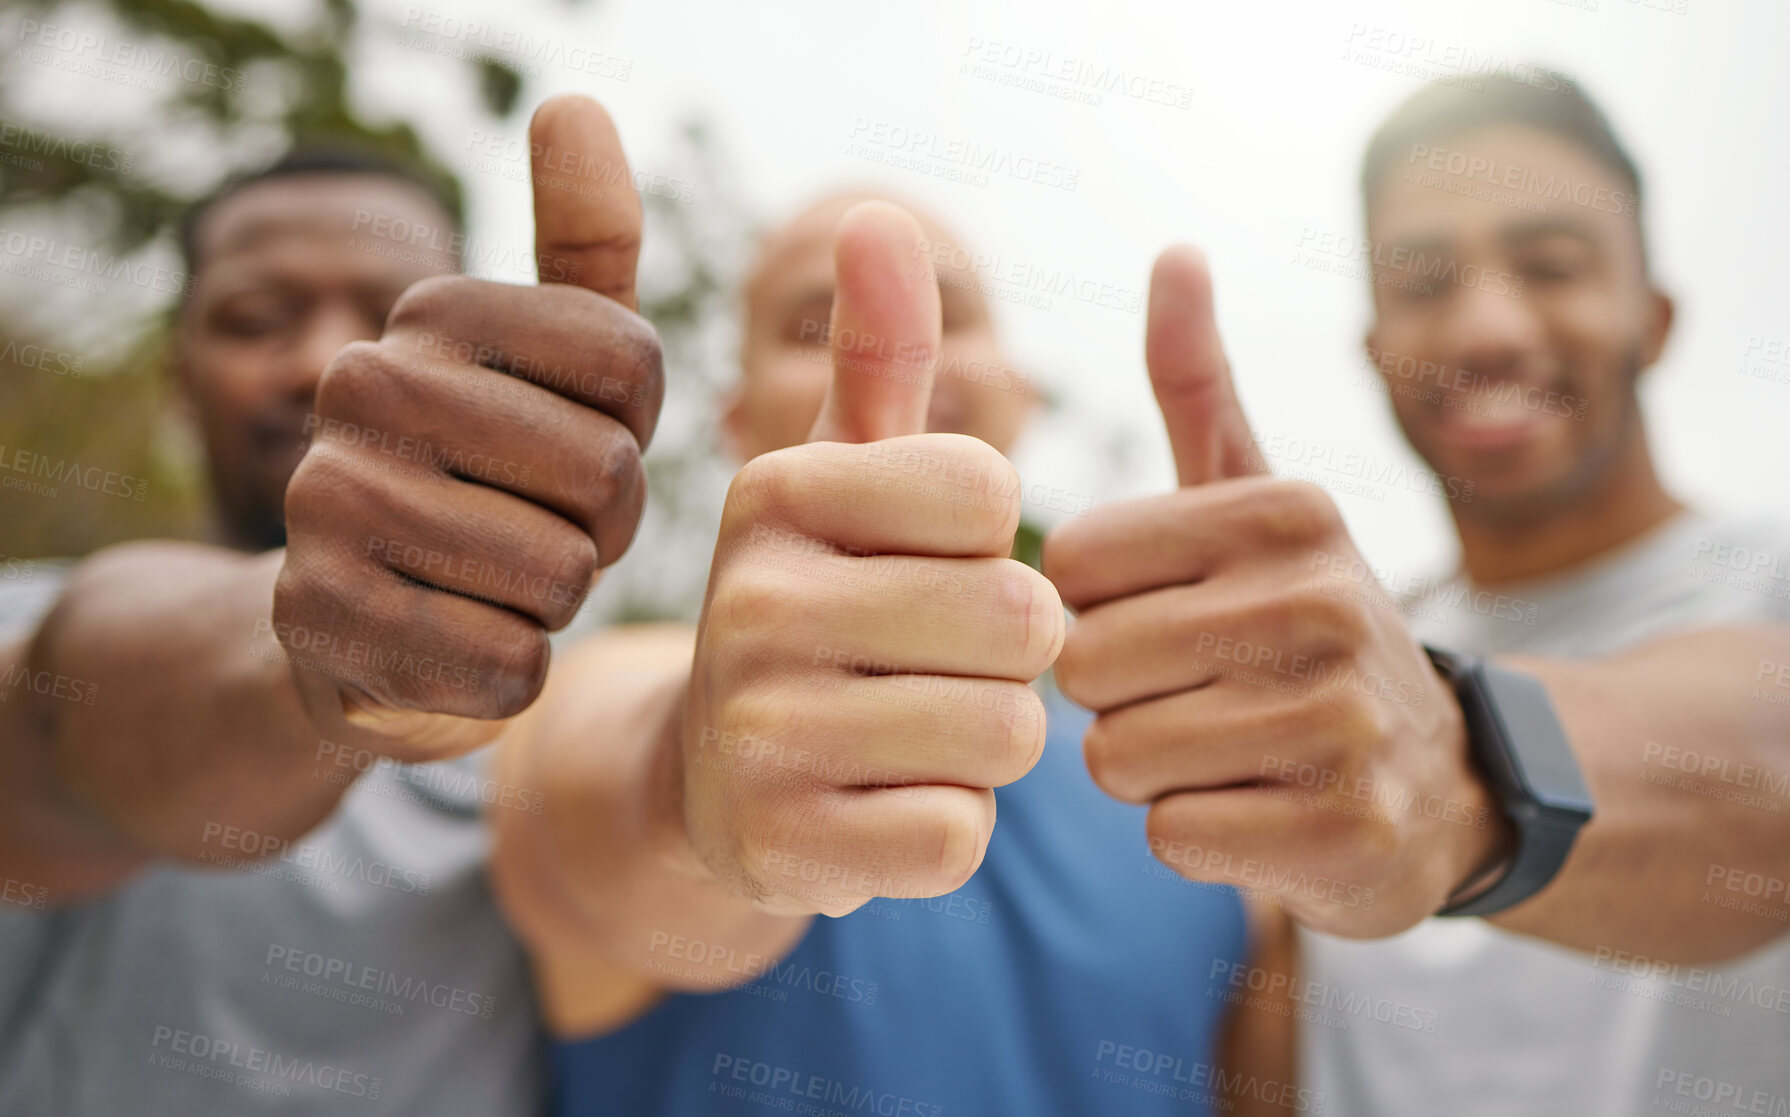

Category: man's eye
[1519, 257, 1580, 283]
[1390, 276, 1445, 302]
[215, 306, 290, 337]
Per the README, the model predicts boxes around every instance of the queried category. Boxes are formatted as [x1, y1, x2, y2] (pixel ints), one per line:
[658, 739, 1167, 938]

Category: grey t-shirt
[0, 568, 545, 1116]
[1299, 510, 1790, 1117]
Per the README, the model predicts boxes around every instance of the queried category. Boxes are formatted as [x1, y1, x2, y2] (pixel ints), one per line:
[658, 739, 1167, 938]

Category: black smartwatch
[1424, 645, 1594, 918]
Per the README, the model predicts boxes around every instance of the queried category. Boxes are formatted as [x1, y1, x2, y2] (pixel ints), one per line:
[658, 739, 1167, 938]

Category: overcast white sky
[17, 0, 1788, 582]
[359, 0, 1790, 579]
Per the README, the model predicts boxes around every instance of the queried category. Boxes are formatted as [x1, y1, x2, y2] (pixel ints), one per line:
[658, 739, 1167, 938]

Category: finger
[1147, 245, 1264, 486]
[831, 676, 1046, 789]
[353, 465, 599, 631]
[386, 272, 664, 452]
[1044, 476, 1342, 612]
[807, 201, 942, 444]
[273, 531, 549, 723]
[1056, 568, 1367, 713]
[750, 785, 993, 913]
[1083, 683, 1325, 804]
[317, 339, 647, 564]
[530, 94, 643, 309]
[1146, 790, 1374, 912]
[725, 433, 1020, 559]
[695, 677, 1045, 794]
[716, 554, 1063, 684]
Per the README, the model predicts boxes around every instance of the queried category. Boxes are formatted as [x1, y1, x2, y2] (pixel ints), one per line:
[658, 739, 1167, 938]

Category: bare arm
[490, 626, 810, 1037]
[1483, 623, 1790, 962]
[0, 543, 439, 903]
[1218, 901, 1301, 1117]
[493, 203, 1057, 1038]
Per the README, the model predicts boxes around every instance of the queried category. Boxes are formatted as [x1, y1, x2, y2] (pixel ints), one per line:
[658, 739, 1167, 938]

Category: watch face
[1480, 664, 1595, 816]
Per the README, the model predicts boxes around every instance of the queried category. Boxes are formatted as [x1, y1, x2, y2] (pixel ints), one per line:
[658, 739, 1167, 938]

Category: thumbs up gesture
[1043, 247, 1506, 937]
[681, 202, 1063, 917]
[274, 95, 663, 758]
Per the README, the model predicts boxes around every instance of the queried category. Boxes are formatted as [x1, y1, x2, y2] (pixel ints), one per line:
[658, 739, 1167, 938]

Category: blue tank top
[551, 695, 1250, 1116]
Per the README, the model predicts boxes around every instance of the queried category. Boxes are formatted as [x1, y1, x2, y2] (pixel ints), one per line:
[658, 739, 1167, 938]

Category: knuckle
[489, 620, 550, 718]
[1319, 688, 1385, 754]
[1257, 480, 1345, 545]
[1143, 810, 1198, 875]
[542, 530, 599, 630]
[281, 446, 358, 535]
[926, 808, 987, 895]
[612, 311, 664, 390]
[314, 340, 392, 420]
[577, 426, 643, 521]
[993, 561, 1064, 681]
[1051, 628, 1096, 709]
[1081, 717, 1138, 802]
[958, 439, 1022, 551]
[708, 568, 799, 664]
[1037, 519, 1083, 590]
[270, 558, 323, 634]
[386, 273, 474, 332]
[1291, 584, 1373, 655]
[724, 449, 800, 532]
[993, 685, 1048, 786]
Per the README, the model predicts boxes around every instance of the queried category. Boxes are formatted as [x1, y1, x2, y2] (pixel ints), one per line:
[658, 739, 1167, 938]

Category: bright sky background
[17, 0, 1790, 585]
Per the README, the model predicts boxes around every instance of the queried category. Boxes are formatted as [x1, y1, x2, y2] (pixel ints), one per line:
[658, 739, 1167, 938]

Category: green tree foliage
[0, 0, 749, 629]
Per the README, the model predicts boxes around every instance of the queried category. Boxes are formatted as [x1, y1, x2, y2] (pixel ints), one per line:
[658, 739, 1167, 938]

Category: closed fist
[1044, 247, 1504, 937]
[274, 95, 663, 760]
[682, 202, 1063, 917]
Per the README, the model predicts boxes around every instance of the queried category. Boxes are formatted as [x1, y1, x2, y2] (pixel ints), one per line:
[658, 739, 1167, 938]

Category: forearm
[1, 543, 368, 901]
[492, 629, 810, 1036]
[1219, 900, 1300, 1116]
[1484, 624, 1790, 961]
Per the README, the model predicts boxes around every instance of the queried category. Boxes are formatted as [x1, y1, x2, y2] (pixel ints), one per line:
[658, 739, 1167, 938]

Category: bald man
[488, 194, 1278, 1117]
[724, 190, 1037, 462]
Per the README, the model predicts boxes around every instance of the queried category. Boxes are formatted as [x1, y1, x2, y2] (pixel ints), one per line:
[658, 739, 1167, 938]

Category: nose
[1436, 273, 1547, 382]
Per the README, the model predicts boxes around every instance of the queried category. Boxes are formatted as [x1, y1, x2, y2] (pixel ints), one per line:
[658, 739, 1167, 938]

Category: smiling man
[1296, 71, 1790, 1114]
[1040, 71, 1790, 1115]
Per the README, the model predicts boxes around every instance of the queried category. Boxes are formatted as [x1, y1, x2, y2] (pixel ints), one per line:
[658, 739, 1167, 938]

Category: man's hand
[681, 201, 1063, 918]
[274, 95, 663, 760]
[1044, 246, 1508, 937]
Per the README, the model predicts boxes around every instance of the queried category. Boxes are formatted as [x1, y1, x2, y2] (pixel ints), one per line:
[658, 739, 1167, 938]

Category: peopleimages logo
[199, 821, 432, 896]
[263, 944, 496, 1019]
[148, 1025, 381, 1099]
[709, 1054, 942, 1117]
[0, 227, 194, 296]
[14, 20, 247, 92]
[1094, 1040, 1327, 1113]
[1405, 143, 1638, 217]
[0, 443, 148, 501]
[0, 121, 133, 174]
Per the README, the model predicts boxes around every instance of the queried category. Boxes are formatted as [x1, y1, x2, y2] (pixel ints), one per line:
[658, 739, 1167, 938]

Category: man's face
[176, 174, 457, 548]
[1365, 124, 1671, 522]
[728, 196, 1037, 461]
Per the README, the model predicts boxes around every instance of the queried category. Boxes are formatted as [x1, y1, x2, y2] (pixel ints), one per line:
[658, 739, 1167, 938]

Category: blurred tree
[0, 0, 752, 632]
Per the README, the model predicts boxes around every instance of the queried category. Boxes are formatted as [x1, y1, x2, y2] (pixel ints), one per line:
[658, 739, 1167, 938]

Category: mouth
[1428, 371, 1565, 451]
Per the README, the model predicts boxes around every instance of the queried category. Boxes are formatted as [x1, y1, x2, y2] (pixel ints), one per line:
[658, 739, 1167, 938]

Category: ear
[1639, 286, 1675, 370]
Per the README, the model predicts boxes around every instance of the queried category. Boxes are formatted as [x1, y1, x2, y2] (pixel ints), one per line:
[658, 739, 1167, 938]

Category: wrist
[1435, 674, 1519, 911]
[644, 672, 710, 883]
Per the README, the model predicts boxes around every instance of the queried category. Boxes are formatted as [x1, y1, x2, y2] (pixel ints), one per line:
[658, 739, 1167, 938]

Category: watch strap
[1425, 645, 1590, 918]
